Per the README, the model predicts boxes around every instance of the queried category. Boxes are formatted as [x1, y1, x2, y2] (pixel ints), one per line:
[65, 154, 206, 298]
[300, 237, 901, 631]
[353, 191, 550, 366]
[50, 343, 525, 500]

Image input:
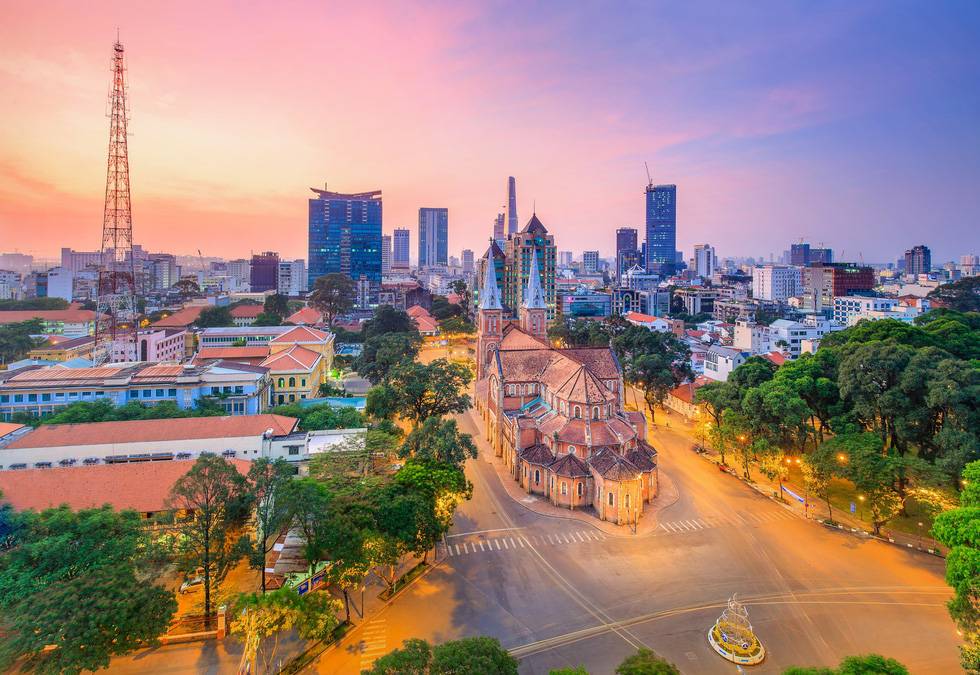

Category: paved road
[314, 401, 958, 674]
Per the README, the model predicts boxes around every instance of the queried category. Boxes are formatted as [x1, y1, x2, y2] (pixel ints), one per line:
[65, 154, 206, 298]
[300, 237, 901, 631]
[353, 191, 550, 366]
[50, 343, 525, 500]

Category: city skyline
[1, 3, 979, 263]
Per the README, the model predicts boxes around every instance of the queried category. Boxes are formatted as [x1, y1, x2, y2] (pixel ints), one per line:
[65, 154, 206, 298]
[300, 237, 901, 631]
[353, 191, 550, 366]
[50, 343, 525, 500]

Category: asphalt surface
[314, 403, 959, 674]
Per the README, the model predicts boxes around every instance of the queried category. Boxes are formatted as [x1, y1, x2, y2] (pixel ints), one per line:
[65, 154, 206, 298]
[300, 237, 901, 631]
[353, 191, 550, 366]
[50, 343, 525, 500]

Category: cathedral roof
[626, 442, 658, 472]
[520, 443, 555, 466]
[550, 452, 590, 478]
[522, 248, 547, 310]
[499, 325, 550, 350]
[479, 248, 503, 310]
[557, 348, 620, 380]
[484, 239, 506, 260]
[589, 448, 641, 481]
[555, 366, 617, 404]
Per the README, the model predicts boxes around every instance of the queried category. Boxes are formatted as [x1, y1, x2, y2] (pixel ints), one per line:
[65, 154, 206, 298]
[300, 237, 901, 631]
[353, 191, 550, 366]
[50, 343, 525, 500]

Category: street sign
[850, 502, 856, 514]
[781, 485, 805, 504]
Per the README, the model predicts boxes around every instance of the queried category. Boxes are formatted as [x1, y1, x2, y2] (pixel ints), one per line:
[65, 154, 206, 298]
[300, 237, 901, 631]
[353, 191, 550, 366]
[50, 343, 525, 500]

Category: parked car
[179, 576, 204, 593]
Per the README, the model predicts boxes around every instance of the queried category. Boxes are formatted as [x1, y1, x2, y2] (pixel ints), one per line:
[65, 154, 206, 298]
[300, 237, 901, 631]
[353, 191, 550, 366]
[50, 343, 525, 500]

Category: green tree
[309, 273, 357, 326]
[281, 478, 333, 578]
[246, 458, 295, 592]
[611, 326, 693, 423]
[366, 359, 472, 428]
[614, 647, 680, 674]
[357, 332, 422, 384]
[173, 277, 201, 299]
[252, 311, 283, 326]
[168, 454, 252, 620]
[0, 506, 176, 674]
[771, 349, 843, 442]
[549, 318, 613, 348]
[439, 315, 475, 335]
[838, 342, 916, 454]
[399, 417, 477, 466]
[270, 401, 364, 431]
[365, 636, 518, 675]
[782, 653, 909, 675]
[0, 297, 69, 311]
[431, 295, 464, 321]
[0, 318, 45, 365]
[263, 293, 290, 318]
[195, 305, 235, 328]
[232, 586, 342, 674]
[550, 668, 590, 675]
[363, 305, 418, 339]
[932, 460, 980, 670]
[394, 460, 473, 559]
[927, 276, 980, 313]
[802, 442, 842, 522]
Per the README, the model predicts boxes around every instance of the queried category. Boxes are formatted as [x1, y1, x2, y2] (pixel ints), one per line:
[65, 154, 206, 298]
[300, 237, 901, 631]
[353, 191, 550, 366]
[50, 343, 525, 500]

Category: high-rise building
[277, 259, 307, 296]
[60, 247, 105, 273]
[645, 184, 677, 276]
[227, 259, 251, 289]
[790, 243, 811, 266]
[461, 249, 474, 275]
[418, 207, 449, 270]
[308, 187, 383, 304]
[616, 227, 638, 281]
[381, 235, 392, 274]
[148, 254, 179, 291]
[693, 244, 716, 278]
[504, 214, 557, 319]
[250, 252, 280, 292]
[752, 265, 802, 302]
[904, 245, 932, 277]
[559, 251, 573, 267]
[493, 213, 505, 242]
[392, 228, 410, 270]
[582, 250, 600, 274]
[506, 176, 519, 236]
[47, 267, 74, 302]
[810, 248, 833, 264]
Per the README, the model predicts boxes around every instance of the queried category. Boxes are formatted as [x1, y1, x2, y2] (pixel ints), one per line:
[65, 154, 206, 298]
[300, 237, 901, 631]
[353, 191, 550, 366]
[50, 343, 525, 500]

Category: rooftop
[0, 308, 97, 324]
[0, 459, 252, 513]
[152, 305, 205, 327]
[5, 414, 298, 450]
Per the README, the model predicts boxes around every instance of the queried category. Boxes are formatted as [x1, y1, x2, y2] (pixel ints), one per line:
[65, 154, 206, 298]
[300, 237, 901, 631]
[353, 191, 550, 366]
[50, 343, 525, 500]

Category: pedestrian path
[358, 618, 388, 671]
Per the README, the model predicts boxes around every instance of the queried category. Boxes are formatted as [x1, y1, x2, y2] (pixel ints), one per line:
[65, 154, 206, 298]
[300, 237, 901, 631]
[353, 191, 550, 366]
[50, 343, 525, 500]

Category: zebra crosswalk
[441, 529, 606, 557]
[654, 508, 796, 535]
[358, 618, 388, 671]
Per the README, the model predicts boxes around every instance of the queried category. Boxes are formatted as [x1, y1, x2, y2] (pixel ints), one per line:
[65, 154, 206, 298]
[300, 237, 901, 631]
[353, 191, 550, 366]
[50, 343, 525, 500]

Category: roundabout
[707, 594, 766, 666]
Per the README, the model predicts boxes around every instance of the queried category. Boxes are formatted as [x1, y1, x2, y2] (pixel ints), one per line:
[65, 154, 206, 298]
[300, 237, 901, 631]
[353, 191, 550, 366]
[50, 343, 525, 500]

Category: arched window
[592, 406, 600, 419]
[288, 377, 296, 387]
[277, 377, 285, 388]
[625, 493, 631, 509]
[577, 482, 583, 497]
[608, 492, 614, 506]
[573, 405, 581, 418]
[568, 445, 576, 456]
[534, 469, 540, 484]
[561, 481, 567, 495]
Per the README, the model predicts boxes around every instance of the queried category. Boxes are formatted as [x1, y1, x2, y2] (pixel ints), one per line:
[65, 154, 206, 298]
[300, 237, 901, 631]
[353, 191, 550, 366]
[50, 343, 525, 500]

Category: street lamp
[858, 494, 865, 521]
[918, 521, 924, 550]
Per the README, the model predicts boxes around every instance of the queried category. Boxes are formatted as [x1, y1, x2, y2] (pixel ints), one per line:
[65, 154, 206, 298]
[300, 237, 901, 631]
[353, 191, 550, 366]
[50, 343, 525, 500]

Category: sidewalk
[466, 408, 679, 537]
[657, 406, 945, 556]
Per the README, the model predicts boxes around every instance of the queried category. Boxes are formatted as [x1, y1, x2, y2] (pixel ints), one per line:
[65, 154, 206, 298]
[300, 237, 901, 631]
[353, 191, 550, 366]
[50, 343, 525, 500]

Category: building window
[568, 445, 576, 456]
[625, 493, 631, 509]
[288, 446, 300, 456]
[592, 406, 600, 419]
[561, 481, 567, 495]
[608, 492, 614, 506]
[577, 482, 583, 497]
[169, 388, 177, 396]
[573, 405, 581, 418]
[278, 378, 285, 388]
[288, 377, 296, 387]
[534, 469, 540, 484]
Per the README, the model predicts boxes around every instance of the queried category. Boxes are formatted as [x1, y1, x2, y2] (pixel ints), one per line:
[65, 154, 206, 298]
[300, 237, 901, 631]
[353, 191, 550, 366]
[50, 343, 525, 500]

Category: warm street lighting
[837, 453, 848, 464]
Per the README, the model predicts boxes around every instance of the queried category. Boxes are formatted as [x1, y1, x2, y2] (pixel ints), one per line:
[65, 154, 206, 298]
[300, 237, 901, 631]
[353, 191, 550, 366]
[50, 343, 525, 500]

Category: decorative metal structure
[95, 38, 139, 362]
[708, 594, 766, 665]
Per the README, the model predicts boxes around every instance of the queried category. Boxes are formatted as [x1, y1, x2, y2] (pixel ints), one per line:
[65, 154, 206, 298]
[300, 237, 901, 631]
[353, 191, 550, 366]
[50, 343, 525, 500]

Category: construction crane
[197, 249, 208, 283]
[644, 162, 653, 187]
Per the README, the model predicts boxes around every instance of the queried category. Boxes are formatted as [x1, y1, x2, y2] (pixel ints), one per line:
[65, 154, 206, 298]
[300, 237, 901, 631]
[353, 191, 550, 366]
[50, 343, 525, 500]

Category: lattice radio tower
[95, 37, 139, 362]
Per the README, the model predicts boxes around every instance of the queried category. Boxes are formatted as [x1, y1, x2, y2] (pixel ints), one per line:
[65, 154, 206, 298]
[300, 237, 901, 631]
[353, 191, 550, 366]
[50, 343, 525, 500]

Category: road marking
[660, 523, 670, 532]
[547, 535, 555, 544]
[502, 538, 509, 549]
[454, 544, 460, 555]
[495, 539, 501, 550]
[518, 537, 525, 548]
[446, 544, 453, 556]
[685, 520, 701, 530]
[575, 532, 587, 542]
[463, 543, 469, 553]
[479, 541, 485, 552]
[447, 527, 523, 538]
[509, 537, 517, 548]
[562, 534, 571, 543]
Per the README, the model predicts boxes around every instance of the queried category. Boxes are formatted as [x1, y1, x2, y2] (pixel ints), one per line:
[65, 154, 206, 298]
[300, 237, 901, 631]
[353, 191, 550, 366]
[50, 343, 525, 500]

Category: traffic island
[707, 594, 766, 666]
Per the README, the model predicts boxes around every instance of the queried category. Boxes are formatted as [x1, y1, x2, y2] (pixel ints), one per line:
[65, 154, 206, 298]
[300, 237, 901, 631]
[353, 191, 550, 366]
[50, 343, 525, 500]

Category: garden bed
[378, 561, 430, 601]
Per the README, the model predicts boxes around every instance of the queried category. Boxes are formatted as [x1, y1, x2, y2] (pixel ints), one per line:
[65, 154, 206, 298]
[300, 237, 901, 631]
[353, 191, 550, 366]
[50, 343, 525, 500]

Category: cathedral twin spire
[522, 249, 547, 310]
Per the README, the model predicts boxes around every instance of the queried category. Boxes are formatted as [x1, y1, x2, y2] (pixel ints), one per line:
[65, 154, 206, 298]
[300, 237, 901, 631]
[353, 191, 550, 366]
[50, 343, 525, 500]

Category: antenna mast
[95, 38, 139, 363]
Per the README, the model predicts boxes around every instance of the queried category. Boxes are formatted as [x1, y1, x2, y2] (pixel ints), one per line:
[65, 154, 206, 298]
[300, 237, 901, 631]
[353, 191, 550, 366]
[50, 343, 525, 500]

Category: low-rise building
[230, 304, 265, 326]
[623, 311, 684, 336]
[0, 307, 98, 337]
[27, 335, 98, 362]
[704, 345, 748, 382]
[0, 361, 272, 421]
[198, 326, 295, 348]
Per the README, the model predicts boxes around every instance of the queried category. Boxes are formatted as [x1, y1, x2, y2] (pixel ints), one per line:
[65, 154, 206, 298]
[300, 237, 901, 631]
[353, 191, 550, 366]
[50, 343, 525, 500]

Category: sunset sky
[1, 1, 978, 264]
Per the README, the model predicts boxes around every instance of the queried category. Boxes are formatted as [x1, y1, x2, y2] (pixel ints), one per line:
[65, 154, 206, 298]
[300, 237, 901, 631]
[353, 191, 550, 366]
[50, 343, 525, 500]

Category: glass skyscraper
[645, 184, 677, 276]
[308, 187, 382, 303]
[418, 207, 448, 269]
[392, 228, 410, 269]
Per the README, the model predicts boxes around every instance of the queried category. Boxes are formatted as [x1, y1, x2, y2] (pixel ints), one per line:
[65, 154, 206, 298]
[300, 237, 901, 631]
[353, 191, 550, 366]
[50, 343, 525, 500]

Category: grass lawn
[785, 465, 953, 538]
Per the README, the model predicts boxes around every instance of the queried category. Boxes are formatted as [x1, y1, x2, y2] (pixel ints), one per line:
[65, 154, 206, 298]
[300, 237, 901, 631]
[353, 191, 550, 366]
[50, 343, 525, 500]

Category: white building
[0, 270, 21, 300]
[47, 267, 74, 302]
[833, 296, 900, 325]
[60, 248, 104, 273]
[734, 316, 840, 359]
[704, 345, 748, 382]
[382, 235, 392, 275]
[226, 259, 252, 291]
[693, 244, 716, 278]
[277, 259, 307, 296]
[752, 265, 802, 302]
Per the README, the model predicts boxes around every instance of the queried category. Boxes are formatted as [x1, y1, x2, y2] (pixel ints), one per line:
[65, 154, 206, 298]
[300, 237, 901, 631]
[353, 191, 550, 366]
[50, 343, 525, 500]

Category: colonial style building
[474, 251, 658, 526]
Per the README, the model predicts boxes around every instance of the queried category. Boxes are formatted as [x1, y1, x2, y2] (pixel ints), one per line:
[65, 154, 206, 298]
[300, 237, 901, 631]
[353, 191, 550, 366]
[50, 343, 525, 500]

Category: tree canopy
[366, 359, 472, 427]
[928, 277, 980, 313]
[309, 273, 357, 326]
[195, 305, 235, 328]
[365, 636, 518, 675]
[614, 647, 680, 675]
[0, 318, 45, 365]
[612, 325, 693, 422]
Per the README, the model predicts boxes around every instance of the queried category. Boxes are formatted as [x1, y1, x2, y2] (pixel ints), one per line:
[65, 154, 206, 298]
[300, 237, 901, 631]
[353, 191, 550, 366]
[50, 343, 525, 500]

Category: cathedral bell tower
[519, 248, 548, 339]
[477, 250, 503, 381]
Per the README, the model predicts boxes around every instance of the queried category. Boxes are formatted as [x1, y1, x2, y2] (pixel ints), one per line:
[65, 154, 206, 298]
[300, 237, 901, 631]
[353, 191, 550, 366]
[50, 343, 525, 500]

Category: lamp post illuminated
[858, 494, 865, 521]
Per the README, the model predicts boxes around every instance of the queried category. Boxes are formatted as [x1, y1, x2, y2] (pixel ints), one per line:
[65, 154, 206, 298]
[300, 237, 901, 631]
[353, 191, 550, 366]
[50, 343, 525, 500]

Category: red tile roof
[286, 307, 323, 325]
[261, 345, 321, 372]
[153, 305, 205, 327]
[0, 309, 97, 324]
[5, 414, 298, 450]
[0, 459, 252, 513]
[624, 311, 663, 323]
[0, 422, 25, 437]
[272, 326, 332, 344]
[193, 346, 271, 364]
[762, 351, 787, 366]
[230, 304, 265, 318]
